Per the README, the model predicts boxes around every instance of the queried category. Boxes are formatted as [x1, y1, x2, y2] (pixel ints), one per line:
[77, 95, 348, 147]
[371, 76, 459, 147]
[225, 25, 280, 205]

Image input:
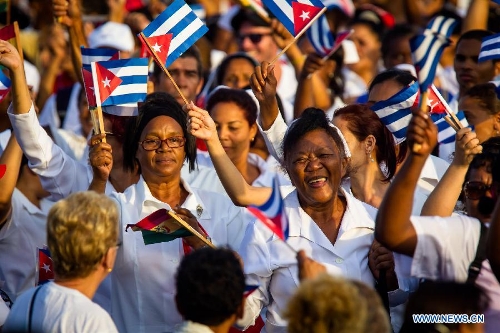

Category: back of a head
[369, 68, 417, 93]
[463, 83, 500, 116]
[401, 281, 489, 333]
[285, 274, 390, 333]
[47, 191, 119, 280]
[175, 247, 245, 327]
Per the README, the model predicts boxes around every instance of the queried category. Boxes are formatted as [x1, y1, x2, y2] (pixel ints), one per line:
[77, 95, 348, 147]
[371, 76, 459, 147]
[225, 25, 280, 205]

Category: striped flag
[478, 33, 500, 62]
[244, 284, 259, 298]
[307, 12, 351, 58]
[491, 80, 500, 99]
[80, 47, 119, 108]
[262, 0, 325, 37]
[0, 70, 11, 103]
[246, 177, 289, 241]
[410, 16, 456, 93]
[370, 81, 419, 144]
[90, 58, 149, 108]
[37, 248, 54, 286]
[141, 0, 208, 67]
[434, 111, 468, 144]
[323, 0, 355, 17]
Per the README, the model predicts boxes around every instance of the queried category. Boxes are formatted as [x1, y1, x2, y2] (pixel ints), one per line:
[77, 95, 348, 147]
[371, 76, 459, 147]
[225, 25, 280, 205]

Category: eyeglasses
[463, 181, 498, 200]
[238, 33, 272, 44]
[139, 136, 186, 151]
[104, 131, 123, 139]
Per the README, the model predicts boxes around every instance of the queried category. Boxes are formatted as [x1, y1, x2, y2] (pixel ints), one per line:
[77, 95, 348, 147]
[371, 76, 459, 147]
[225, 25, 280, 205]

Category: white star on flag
[299, 11, 310, 21]
[152, 43, 162, 53]
[102, 77, 111, 88]
[42, 263, 51, 273]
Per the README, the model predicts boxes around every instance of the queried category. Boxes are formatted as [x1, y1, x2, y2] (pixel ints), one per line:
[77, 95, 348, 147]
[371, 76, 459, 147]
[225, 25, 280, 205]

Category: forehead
[168, 57, 199, 71]
[290, 129, 339, 153]
[368, 79, 405, 103]
[224, 58, 255, 73]
[468, 165, 492, 183]
[211, 101, 246, 118]
[455, 39, 482, 56]
[140, 115, 183, 136]
[239, 22, 272, 34]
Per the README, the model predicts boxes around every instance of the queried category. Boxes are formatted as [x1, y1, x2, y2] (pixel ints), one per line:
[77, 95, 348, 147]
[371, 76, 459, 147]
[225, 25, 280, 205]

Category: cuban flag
[370, 81, 419, 144]
[307, 12, 351, 58]
[435, 111, 468, 144]
[37, 248, 54, 285]
[90, 58, 149, 109]
[323, 0, 355, 17]
[0, 164, 5, 179]
[246, 177, 289, 241]
[410, 16, 456, 93]
[0, 70, 11, 103]
[80, 47, 120, 108]
[478, 33, 500, 62]
[243, 284, 259, 298]
[141, 0, 208, 67]
[262, 0, 325, 37]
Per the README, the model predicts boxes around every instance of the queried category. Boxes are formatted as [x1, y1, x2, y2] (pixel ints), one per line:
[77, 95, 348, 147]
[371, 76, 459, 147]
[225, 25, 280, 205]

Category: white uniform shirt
[238, 188, 404, 332]
[0, 189, 53, 302]
[110, 177, 251, 333]
[3, 282, 117, 333]
[395, 215, 500, 333]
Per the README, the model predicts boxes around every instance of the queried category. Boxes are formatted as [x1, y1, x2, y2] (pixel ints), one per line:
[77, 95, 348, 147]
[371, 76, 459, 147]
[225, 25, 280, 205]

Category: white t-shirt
[3, 282, 117, 333]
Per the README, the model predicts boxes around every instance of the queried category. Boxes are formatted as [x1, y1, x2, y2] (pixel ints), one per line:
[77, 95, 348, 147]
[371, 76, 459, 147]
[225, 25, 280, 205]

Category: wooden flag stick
[90, 107, 107, 143]
[444, 115, 459, 131]
[167, 210, 216, 248]
[270, 7, 327, 66]
[13, 22, 23, 62]
[139, 32, 189, 105]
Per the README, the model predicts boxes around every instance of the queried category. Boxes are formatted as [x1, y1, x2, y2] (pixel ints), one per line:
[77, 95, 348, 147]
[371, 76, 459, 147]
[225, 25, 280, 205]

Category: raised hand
[88, 133, 113, 184]
[299, 53, 324, 80]
[297, 250, 326, 281]
[250, 62, 277, 104]
[407, 108, 438, 157]
[185, 102, 217, 142]
[453, 127, 482, 167]
[173, 206, 208, 249]
[53, 0, 82, 27]
[368, 240, 399, 291]
[0, 40, 22, 72]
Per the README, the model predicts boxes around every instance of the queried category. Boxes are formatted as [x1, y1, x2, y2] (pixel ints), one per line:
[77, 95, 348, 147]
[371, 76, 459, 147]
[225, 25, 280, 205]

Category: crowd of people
[1, 0, 500, 332]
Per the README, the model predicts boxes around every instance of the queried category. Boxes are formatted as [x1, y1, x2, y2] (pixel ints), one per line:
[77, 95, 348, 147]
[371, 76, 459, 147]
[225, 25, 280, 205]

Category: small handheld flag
[243, 284, 259, 298]
[0, 22, 23, 61]
[435, 111, 468, 144]
[322, 0, 355, 17]
[0, 164, 5, 179]
[126, 208, 215, 248]
[263, 0, 325, 37]
[307, 12, 352, 61]
[491, 80, 500, 99]
[478, 33, 500, 62]
[37, 248, 54, 286]
[0, 70, 11, 103]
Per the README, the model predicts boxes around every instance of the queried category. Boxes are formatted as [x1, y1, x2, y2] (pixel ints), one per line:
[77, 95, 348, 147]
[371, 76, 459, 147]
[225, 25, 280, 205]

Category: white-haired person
[3, 191, 119, 332]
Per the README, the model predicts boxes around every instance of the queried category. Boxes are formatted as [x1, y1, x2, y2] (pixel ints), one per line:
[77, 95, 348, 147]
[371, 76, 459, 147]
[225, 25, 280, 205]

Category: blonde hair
[284, 274, 391, 333]
[47, 191, 119, 279]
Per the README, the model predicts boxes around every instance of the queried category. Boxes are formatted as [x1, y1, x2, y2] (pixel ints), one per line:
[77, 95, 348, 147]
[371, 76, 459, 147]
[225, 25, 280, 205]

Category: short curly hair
[175, 247, 245, 326]
[284, 274, 390, 333]
[47, 191, 119, 280]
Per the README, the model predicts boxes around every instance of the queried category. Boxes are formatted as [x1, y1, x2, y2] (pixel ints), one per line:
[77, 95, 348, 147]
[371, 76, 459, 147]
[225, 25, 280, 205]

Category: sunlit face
[464, 165, 498, 223]
[155, 57, 203, 105]
[135, 116, 186, 181]
[383, 36, 413, 69]
[459, 96, 498, 143]
[285, 129, 345, 207]
[347, 23, 381, 75]
[454, 39, 495, 93]
[222, 58, 255, 89]
[211, 101, 257, 163]
[332, 116, 365, 172]
[238, 23, 278, 63]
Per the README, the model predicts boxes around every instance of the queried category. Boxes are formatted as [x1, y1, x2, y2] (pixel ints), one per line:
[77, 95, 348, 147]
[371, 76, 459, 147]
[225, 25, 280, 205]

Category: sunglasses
[239, 33, 272, 44]
[463, 181, 498, 200]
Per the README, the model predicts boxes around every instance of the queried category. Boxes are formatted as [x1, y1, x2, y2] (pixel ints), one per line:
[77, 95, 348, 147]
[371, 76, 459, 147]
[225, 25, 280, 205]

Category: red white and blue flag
[307, 12, 351, 59]
[243, 284, 259, 298]
[37, 248, 54, 285]
[478, 33, 500, 62]
[80, 47, 120, 108]
[0, 164, 5, 179]
[410, 16, 456, 93]
[262, 0, 325, 37]
[141, 0, 208, 67]
[90, 58, 149, 109]
[434, 111, 468, 144]
[247, 177, 289, 241]
[322, 0, 355, 17]
[0, 70, 11, 103]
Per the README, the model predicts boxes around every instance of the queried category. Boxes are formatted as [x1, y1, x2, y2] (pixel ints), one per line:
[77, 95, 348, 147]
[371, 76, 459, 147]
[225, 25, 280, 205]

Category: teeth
[309, 178, 326, 184]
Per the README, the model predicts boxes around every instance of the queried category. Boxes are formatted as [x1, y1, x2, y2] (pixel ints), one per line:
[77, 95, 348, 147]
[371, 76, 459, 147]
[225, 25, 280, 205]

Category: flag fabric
[0, 23, 15, 41]
[0, 164, 5, 179]
[434, 111, 468, 144]
[126, 208, 192, 245]
[90, 58, 149, 108]
[262, 0, 325, 37]
[493, 0, 500, 4]
[37, 248, 54, 285]
[410, 16, 456, 93]
[141, 0, 208, 67]
[322, 0, 355, 17]
[370, 81, 419, 144]
[0, 70, 11, 103]
[307, 17, 351, 58]
[478, 33, 500, 62]
[246, 177, 289, 241]
[244, 285, 259, 298]
[491, 80, 500, 99]
[139, 33, 173, 68]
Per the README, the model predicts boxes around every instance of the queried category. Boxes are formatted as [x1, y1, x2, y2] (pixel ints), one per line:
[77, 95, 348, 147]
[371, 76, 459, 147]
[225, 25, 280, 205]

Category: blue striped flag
[141, 0, 208, 67]
[493, 0, 500, 4]
[370, 81, 419, 144]
[307, 11, 351, 58]
[478, 33, 500, 62]
[247, 177, 289, 241]
[434, 111, 468, 144]
[0, 70, 11, 103]
[323, 0, 355, 17]
[262, 0, 325, 37]
[491, 80, 500, 99]
[410, 16, 456, 93]
[90, 58, 149, 108]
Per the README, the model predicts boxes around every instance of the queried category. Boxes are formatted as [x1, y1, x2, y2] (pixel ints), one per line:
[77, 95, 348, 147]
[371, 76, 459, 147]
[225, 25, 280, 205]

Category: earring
[496, 130, 500, 136]
[370, 154, 375, 163]
[108, 268, 113, 273]
[251, 137, 255, 142]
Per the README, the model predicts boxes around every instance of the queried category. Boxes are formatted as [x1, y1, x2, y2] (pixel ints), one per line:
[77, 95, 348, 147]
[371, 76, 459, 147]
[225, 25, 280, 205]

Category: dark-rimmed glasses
[238, 33, 272, 44]
[463, 181, 497, 200]
[139, 136, 186, 151]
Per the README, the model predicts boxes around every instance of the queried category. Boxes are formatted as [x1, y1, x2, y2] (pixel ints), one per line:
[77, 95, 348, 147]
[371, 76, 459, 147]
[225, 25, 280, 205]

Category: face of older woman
[285, 129, 345, 206]
[136, 115, 186, 180]
[222, 58, 255, 89]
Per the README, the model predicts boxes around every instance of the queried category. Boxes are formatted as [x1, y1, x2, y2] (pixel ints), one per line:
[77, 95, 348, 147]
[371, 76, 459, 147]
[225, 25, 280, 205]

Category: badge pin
[196, 204, 203, 217]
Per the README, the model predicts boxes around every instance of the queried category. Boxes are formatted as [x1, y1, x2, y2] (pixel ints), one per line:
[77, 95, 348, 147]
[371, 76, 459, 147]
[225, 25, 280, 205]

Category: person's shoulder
[77, 301, 118, 333]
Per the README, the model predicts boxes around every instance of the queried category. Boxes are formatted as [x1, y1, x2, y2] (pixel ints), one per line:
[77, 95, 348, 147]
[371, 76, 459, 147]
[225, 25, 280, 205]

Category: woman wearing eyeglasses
[97, 92, 250, 333]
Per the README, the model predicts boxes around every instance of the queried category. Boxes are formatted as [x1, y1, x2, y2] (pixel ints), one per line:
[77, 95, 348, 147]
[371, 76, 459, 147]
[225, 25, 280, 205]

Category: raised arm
[421, 128, 482, 216]
[0, 135, 23, 226]
[186, 102, 272, 207]
[375, 109, 438, 256]
[251, 62, 280, 131]
[461, 0, 489, 33]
